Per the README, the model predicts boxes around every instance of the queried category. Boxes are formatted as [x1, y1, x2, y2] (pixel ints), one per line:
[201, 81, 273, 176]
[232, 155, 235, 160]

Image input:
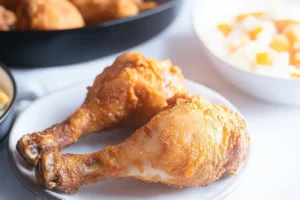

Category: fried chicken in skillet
[15, 0, 85, 30]
[69, 0, 157, 25]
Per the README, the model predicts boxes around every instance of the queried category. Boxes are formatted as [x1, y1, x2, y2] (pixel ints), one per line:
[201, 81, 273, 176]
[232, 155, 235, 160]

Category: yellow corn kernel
[290, 52, 300, 68]
[270, 34, 290, 52]
[292, 41, 300, 50]
[0, 90, 10, 104]
[217, 23, 233, 36]
[235, 12, 265, 22]
[291, 72, 300, 78]
[256, 52, 272, 65]
[284, 27, 300, 53]
[249, 27, 263, 40]
[275, 20, 300, 32]
[285, 28, 299, 44]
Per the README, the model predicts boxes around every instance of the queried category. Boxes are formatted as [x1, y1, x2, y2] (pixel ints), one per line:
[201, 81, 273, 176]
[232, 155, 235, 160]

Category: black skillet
[0, 0, 183, 67]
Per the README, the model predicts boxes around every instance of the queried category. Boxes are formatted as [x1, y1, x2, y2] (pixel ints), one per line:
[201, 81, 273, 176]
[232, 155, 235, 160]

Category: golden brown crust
[15, 0, 85, 30]
[0, 0, 158, 30]
[35, 93, 249, 193]
[131, 0, 157, 11]
[69, 0, 139, 25]
[69, 0, 157, 25]
[17, 52, 185, 166]
[0, 5, 16, 31]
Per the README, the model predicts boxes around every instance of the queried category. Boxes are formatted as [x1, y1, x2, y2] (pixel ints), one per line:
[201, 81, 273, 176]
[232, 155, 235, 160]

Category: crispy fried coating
[69, 0, 139, 25]
[69, 0, 157, 25]
[130, 0, 157, 11]
[35, 93, 249, 193]
[17, 52, 185, 165]
[0, 5, 16, 31]
[15, 0, 85, 30]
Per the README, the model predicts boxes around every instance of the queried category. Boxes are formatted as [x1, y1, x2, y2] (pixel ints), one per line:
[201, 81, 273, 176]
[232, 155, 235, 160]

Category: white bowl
[192, 0, 300, 105]
[0, 64, 16, 141]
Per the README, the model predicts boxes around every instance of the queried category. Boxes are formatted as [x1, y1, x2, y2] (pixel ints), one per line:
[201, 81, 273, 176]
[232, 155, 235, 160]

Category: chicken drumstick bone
[35, 93, 250, 193]
[17, 52, 185, 165]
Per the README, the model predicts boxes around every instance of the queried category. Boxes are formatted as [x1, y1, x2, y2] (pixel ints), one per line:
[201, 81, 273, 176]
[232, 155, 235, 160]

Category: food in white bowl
[0, 64, 16, 141]
[193, 0, 300, 105]
[217, 9, 300, 79]
[0, 88, 10, 117]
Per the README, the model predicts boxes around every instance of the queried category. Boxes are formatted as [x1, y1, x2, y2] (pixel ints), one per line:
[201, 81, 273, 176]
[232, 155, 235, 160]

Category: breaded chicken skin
[15, 0, 85, 31]
[0, 5, 16, 31]
[69, 0, 157, 25]
[35, 93, 249, 193]
[17, 52, 185, 165]
[69, 0, 139, 25]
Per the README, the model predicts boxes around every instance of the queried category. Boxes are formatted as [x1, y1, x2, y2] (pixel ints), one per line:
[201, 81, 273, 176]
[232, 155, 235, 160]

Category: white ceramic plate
[193, 0, 300, 105]
[8, 79, 250, 200]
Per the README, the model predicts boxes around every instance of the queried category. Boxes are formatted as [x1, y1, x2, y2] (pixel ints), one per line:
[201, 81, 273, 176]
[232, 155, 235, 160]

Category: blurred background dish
[0, 63, 16, 142]
[0, 88, 10, 117]
[68, 0, 157, 26]
[215, 7, 300, 79]
[0, 0, 182, 67]
[14, 0, 85, 31]
[193, 0, 300, 105]
[0, 0, 158, 31]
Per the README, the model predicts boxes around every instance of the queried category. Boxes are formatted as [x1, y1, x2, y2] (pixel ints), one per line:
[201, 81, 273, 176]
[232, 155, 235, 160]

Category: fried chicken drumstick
[17, 52, 185, 166]
[35, 93, 249, 193]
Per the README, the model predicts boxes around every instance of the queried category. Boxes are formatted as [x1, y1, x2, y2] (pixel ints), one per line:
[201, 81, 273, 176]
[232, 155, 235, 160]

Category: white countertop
[1, 0, 300, 199]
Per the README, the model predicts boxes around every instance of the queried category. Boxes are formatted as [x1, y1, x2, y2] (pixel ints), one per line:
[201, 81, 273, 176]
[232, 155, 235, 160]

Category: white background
[1, 0, 300, 199]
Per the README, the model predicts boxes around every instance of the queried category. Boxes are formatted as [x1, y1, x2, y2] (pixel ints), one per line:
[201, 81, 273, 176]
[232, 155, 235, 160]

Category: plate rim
[8, 79, 251, 200]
